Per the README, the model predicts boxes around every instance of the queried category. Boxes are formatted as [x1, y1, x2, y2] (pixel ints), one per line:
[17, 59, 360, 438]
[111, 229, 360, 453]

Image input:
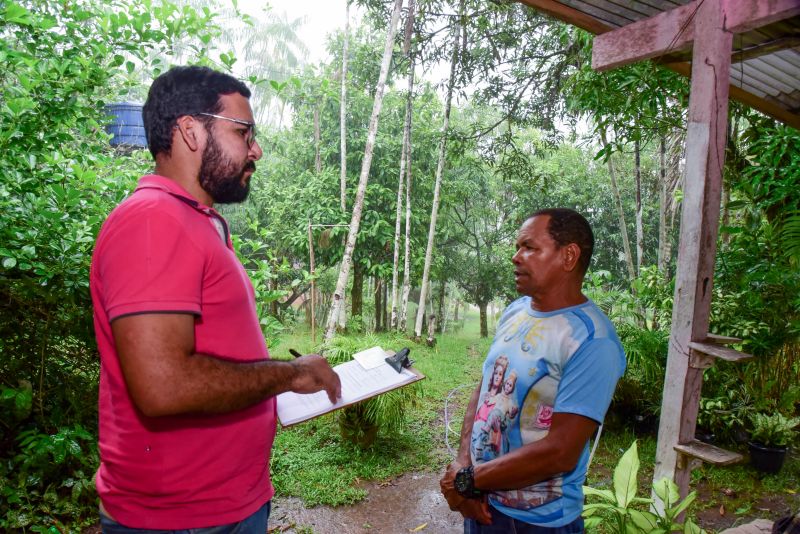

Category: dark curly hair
[531, 208, 594, 275]
[143, 66, 251, 158]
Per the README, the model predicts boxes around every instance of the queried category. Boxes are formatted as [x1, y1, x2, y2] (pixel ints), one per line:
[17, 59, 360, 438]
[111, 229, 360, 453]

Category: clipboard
[276, 347, 425, 427]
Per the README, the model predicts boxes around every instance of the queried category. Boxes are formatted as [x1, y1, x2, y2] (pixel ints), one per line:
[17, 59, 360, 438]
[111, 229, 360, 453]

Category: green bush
[0, 0, 220, 529]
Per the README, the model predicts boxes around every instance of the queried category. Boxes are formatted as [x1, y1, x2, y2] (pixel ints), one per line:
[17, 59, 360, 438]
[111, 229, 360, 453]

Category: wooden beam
[654, 0, 733, 502]
[723, 0, 800, 34]
[666, 62, 800, 130]
[593, 0, 800, 72]
[732, 36, 800, 63]
[515, 0, 612, 35]
[592, 2, 698, 71]
[515, 0, 800, 129]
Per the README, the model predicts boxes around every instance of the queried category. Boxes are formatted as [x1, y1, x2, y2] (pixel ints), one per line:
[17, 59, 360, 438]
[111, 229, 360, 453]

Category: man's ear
[562, 243, 581, 272]
[174, 115, 203, 152]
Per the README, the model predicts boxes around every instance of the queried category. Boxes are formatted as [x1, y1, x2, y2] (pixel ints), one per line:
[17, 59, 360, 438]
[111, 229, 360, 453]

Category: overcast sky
[239, 0, 362, 65]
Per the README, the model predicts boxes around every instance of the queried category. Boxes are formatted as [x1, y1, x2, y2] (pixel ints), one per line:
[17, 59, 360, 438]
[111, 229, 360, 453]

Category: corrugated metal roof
[518, 0, 800, 127]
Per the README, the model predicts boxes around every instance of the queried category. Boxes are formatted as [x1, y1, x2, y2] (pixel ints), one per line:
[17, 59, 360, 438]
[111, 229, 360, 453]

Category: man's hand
[458, 497, 492, 525]
[440, 462, 492, 525]
[440, 461, 468, 511]
[289, 354, 341, 404]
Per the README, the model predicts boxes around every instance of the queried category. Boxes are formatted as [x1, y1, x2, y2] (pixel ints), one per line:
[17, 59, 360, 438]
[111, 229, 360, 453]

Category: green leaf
[668, 491, 697, 519]
[583, 485, 616, 503]
[613, 441, 640, 508]
[629, 509, 659, 532]
[653, 477, 679, 508]
[4, 2, 33, 25]
[3, 257, 17, 268]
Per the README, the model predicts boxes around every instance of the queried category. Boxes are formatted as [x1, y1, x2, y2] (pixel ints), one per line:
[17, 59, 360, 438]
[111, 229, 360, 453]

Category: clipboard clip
[385, 347, 414, 374]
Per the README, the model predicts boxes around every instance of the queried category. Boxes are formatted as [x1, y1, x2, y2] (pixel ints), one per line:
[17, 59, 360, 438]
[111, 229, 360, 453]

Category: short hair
[530, 208, 594, 275]
[143, 66, 251, 158]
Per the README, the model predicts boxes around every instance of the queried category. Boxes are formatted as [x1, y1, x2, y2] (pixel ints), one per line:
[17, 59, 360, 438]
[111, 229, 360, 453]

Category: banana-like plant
[583, 441, 706, 533]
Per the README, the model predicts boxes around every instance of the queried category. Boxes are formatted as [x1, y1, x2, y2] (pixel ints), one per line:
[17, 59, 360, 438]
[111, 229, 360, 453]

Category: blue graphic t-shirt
[469, 297, 626, 527]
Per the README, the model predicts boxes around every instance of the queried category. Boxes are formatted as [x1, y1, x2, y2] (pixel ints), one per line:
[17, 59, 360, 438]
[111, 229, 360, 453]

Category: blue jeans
[465, 506, 584, 534]
[99, 501, 270, 534]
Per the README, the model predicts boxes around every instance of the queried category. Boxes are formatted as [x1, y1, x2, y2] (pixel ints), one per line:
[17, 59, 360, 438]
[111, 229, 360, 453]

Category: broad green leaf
[629, 509, 659, 532]
[583, 485, 616, 502]
[584, 516, 604, 529]
[3, 257, 17, 268]
[613, 441, 640, 508]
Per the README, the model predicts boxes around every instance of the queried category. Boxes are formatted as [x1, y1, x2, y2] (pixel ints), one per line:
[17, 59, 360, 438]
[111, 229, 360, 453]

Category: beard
[198, 134, 255, 204]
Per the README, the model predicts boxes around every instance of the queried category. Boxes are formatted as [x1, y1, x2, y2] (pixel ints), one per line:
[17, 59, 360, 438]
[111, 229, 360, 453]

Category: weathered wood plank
[704, 333, 742, 344]
[592, 2, 697, 71]
[515, 0, 613, 35]
[674, 439, 744, 466]
[593, 0, 800, 72]
[653, 0, 733, 503]
[689, 341, 753, 361]
[724, 0, 800, 34]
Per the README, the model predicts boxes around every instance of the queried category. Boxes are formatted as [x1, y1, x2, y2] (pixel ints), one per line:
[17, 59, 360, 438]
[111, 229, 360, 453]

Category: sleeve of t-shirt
[97, 204, 204, 321]
[553, 338, 625, 424]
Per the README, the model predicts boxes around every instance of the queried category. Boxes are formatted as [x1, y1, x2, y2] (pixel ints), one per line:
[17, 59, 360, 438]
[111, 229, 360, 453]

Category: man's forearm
[472, 413, 598, 491]
[112, 313, 340, 418]
[133, 353, 300, 417]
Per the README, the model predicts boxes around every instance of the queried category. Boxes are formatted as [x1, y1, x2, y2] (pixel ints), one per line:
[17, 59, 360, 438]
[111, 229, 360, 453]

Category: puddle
[270, 471, 463, 533]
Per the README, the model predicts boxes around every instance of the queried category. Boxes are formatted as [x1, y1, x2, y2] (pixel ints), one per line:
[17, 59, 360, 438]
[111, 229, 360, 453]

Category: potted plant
[748, 412, 800, 473]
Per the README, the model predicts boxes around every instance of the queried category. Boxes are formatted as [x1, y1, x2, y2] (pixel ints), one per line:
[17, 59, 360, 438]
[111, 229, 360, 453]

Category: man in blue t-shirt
[440, 208, 626, 533]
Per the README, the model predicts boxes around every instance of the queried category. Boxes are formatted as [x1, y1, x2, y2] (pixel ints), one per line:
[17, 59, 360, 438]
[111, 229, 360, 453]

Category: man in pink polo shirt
[90, 66, 341, 532]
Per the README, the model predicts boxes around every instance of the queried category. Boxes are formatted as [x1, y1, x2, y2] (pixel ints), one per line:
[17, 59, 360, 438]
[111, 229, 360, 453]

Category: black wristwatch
[454, 465, 483, 498]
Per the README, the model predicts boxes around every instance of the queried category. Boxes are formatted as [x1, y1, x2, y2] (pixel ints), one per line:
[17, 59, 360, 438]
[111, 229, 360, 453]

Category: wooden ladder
[673, 334, 751, 471]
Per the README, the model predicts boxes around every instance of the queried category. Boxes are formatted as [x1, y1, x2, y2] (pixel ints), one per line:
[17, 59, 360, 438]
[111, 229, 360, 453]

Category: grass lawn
[269, 310, 799, 530]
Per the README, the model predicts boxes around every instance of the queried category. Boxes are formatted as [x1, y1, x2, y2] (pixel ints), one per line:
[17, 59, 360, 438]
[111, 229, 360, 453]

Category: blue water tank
[105, 102, 147, 147]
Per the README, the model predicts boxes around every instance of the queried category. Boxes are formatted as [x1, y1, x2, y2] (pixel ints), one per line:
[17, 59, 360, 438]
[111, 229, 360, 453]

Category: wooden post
[653, 0, 733, 498]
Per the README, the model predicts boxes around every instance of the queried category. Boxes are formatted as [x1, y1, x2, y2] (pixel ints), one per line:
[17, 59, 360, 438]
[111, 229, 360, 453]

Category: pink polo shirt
[90, 175, 275, 529]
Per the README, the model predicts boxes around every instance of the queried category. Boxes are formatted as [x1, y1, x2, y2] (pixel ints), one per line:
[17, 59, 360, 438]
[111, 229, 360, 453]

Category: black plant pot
[748, 441, 787, 474]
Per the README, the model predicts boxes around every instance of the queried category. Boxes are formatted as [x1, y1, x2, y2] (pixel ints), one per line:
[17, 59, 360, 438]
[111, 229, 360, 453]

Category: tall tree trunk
[659, 128, 684, 281]
[658, 135, 668, 275]
[414, 9, 462, 339]
[436, 280, 446, 333]
[600, 128, 636, 285]
[314, 106, 322, 174]
[374, 277, 383, 332]
[351, 262, 364, 320]
[382, 279, 389, 331]
[478, 302, 488, 338]
[339, 0, 349, 213]
[399, 103, 415, 332]
[441, 291, 450, 334]
[391, 0, 415, 332]
[635, 137, 643, 276]
[324, 0, 404, 341]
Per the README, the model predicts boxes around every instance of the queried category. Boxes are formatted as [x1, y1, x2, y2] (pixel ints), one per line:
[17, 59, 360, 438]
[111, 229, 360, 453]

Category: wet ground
[268, 471, 463, 533]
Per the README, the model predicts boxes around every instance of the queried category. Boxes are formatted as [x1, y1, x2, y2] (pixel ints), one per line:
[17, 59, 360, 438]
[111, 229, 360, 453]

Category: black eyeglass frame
[196, 112, 258, 148]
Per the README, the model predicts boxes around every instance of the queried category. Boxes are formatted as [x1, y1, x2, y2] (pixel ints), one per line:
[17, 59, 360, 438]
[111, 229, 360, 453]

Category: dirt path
[269, 471, 463, 533]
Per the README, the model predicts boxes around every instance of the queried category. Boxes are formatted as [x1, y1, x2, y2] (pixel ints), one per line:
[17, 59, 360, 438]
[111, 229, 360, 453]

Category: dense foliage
[0, 0, 798, 530]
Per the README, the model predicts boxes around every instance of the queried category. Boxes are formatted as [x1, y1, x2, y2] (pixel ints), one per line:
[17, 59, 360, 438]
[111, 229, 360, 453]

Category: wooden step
[675, 439, 743, 466]
[704, 333, 742, 345]
[689, 341, 753, 368]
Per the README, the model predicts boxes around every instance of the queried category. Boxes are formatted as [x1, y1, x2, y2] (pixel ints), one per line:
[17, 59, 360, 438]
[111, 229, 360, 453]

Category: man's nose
[250, 140, 263, 160]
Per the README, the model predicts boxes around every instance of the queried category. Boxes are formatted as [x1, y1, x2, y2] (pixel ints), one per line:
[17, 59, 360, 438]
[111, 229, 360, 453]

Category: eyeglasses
[197, 112, 258, 148]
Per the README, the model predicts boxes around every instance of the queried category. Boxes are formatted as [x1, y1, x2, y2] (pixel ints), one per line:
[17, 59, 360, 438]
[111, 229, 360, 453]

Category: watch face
[454, 467, 472, 495]
[454, 471, 468, 493]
